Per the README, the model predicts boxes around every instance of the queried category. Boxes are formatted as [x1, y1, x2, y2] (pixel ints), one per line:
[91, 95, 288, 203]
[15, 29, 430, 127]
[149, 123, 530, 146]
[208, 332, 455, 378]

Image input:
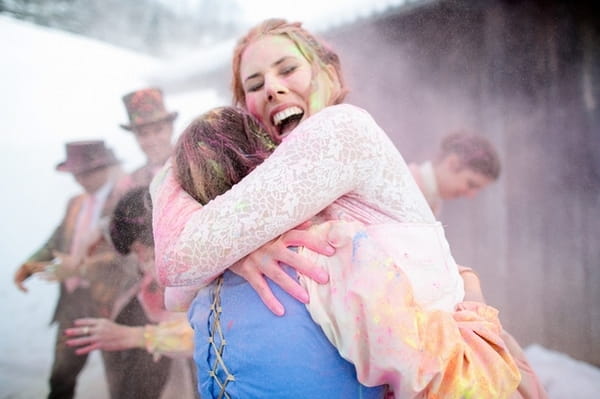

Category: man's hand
[65, 317, 144, 355]
[14, 261, 51, 292]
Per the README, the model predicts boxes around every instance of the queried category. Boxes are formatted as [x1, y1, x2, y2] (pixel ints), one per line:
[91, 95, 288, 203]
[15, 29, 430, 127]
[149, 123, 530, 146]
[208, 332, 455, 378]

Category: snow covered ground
[1, 14, 599, 399]
[0, 15, 221, 398]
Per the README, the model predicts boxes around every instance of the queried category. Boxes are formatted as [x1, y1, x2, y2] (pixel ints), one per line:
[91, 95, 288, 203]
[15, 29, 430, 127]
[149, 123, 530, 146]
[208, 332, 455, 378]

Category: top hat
[56, 140, 120, 174]
[119, 88, 178, 131]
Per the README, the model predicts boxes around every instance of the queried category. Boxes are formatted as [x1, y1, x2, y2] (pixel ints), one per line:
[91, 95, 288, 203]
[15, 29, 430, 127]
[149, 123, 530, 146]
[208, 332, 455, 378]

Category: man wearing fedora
[119, 87, 177, 188]
[14, 140, 138, 399]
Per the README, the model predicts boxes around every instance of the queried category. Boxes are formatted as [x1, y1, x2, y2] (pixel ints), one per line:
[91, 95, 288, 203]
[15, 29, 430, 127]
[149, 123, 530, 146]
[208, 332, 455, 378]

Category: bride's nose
[265, 75, 287, 101]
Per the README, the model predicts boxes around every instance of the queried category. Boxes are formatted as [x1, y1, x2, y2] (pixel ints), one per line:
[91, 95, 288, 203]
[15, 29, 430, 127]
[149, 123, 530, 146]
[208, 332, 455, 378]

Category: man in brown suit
[14, 140, 138, 399]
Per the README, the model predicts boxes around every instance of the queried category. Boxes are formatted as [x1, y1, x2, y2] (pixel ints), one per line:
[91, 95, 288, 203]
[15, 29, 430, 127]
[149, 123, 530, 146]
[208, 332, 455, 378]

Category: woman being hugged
[152, 19, 520, 398]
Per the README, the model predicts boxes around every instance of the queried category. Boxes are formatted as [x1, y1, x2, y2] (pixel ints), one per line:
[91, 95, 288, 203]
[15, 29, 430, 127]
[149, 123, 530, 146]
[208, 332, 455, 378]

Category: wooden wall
[325, 0, 600, 365]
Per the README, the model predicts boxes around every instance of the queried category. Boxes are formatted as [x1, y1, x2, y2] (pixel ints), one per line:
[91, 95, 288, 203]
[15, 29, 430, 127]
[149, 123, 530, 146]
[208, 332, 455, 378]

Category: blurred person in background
[13, 140, 138, 399]
[79, 88, 192, 398]
[118, 87, 177, 188]
[409, 131, 500, 216]
[410, 131, 548, 399]
[65, 186, 198, 399]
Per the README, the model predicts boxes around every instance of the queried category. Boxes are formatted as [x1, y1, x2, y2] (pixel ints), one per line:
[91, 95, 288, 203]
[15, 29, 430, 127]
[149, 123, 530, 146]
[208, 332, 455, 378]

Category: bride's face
[240, 34, 337, 142]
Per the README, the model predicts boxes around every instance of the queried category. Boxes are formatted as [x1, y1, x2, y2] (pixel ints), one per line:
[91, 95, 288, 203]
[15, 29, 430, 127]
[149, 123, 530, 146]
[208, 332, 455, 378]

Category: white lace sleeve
[157, 104, 386, 286]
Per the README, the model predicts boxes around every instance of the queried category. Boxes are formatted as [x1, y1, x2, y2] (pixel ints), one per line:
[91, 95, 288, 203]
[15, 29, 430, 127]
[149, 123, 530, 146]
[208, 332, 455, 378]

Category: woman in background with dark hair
[65, 187, 197, 399]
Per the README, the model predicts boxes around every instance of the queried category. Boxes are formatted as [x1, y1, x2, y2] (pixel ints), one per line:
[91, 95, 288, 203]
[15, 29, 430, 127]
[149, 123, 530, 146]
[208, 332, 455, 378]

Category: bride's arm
[152, 162, 334, 314]
[150, 105, 382, 289]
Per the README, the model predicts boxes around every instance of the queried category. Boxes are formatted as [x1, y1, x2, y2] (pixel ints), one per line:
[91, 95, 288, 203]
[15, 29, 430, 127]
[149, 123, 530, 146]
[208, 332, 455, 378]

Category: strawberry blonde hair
[174, 107, 275, 205]
[435, 131, 501, 179]
[231, 18, 348, 108]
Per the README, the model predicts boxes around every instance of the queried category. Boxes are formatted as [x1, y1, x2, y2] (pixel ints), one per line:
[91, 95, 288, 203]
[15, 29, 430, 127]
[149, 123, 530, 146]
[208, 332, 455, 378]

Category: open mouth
[272, 106, 304, 137]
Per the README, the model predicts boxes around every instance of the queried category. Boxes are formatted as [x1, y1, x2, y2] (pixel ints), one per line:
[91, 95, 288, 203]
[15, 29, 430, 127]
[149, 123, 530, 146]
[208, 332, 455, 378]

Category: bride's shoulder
[319, 103, 369, 117]
[307, 104, 376, 129]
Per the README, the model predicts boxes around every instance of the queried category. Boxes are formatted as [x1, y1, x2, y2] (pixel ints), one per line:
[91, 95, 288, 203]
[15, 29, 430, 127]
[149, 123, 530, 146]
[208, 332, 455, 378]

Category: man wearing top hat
[92, 88, 196, 399]
[119, 87, 177, 188]
[14, 140, 138, 399]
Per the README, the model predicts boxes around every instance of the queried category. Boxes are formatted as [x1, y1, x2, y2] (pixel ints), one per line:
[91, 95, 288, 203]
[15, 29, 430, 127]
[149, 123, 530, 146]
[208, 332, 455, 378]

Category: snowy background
[1, 8, 600, 399]
[0, 15, 222, 398]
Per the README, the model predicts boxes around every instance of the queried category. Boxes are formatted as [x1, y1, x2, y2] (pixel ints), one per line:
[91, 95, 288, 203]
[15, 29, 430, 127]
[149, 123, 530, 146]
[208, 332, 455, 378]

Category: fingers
[247, 275, 286, 316]
[64, 325, 92, 338]
[14, 275, 29, 292]
[278, 250, 329, 284]
[65, 335, 94, 347]
[241, 254, 311, 309]
[230, 228, 335, 316]
[280, 229, 335, 256]
[15, 280, 28, 292]
[231, 260, 286, 316]
[326, 222, 355, 248]
[276, 230, 330, 283]
[262, 263, 309, 304]
[64, 328, 95, 355]
[65, 318, 100, 341]
[14, 266, 32, 292]
[73, 318, 96, 327]
[74, 344, 99, 355]
[65, 338, 99, 355]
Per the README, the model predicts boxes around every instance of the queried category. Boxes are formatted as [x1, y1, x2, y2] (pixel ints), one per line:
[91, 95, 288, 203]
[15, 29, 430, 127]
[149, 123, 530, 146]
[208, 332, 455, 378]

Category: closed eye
[245, 78, 264, 93]
[281, 65, 297, 75]
[467, 180, 481, 189]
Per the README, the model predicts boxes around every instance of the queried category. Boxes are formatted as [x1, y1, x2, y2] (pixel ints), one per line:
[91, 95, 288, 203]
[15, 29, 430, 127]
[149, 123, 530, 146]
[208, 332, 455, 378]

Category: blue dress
[189, 269, 386, 399]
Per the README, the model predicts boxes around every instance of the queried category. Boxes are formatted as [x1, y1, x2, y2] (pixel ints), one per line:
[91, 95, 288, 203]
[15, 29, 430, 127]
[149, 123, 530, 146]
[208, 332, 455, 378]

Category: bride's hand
[230, 224, 334, 316]
[458, 265, 486, 303]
